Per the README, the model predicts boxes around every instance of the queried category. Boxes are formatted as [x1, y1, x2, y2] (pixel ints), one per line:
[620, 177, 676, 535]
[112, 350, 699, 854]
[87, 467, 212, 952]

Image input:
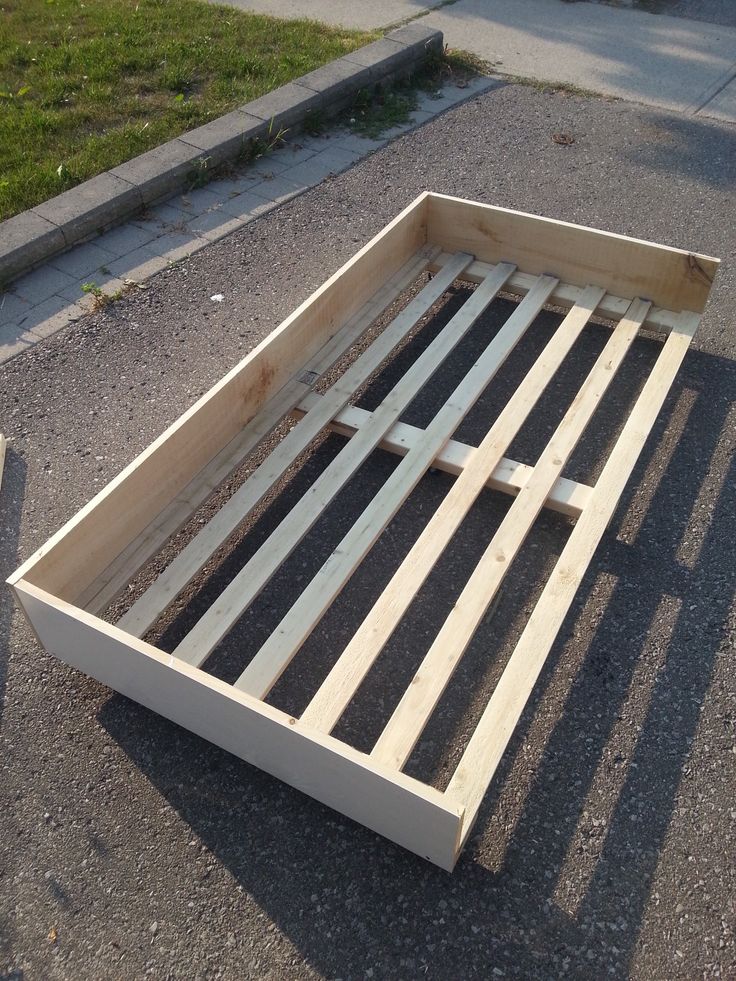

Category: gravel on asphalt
[1, 81, 734, 980]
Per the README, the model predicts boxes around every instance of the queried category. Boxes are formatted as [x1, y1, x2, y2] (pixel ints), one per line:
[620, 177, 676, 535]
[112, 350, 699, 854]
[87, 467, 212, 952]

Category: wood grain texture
[9, 192, 430, 604]
[445, 312, 699, 845]
[116, 250, 468, 638]
[300, 286, 606, 733]
[235, 270, 551, 700]
[427, 194, 719, 314]
[372, 298, 650, 770]
[79, 248, 435, 616]
[172, 254, 494, 667]
[7, 194, 712, 871]
[13, 579, 464, 871]
[294, 394, 593, 518]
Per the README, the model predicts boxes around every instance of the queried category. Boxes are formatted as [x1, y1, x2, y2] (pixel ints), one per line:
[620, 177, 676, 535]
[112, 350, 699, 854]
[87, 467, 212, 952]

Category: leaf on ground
[552, 132, 575, 145]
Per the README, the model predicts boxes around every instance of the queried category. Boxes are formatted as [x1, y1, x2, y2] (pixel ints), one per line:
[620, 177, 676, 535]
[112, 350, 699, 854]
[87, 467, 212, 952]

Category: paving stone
[48, 240, 118, 280]
[0, 291, 31, 328]
[149, 230, 210, 263]
[204, 173, 262, 198]
[416, 90, 453, 113]
[106, 246, 170, 283]
[408, 109, 435, 126]
[331, 131, 388, 154]
[268, 142, 320, 167]
[96, 222, 158, 259]
[22, 296, 87, 339]
[281, 147, 359, 187]
[244, 82, 325, 133]
[59, 266, 125, 302]
[32, 172, 143, 246]
[135, 203, 191, 233]
[0, 322, 34, 364]
[245, 175, 307, 206]
[247, 155, 292, 179]
[216, 191, 275, 222]
[187, 209, 248, 242]
[0, 211, 65, 287]
[13, 265, 76, 306]
[110, 139, 207, 205]
[174, 186, 229, 214]
[179, 110, 269, 166]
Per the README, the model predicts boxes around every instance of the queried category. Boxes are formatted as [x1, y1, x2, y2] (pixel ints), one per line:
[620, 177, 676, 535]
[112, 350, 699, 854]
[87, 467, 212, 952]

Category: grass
[0, 0, 375, 221]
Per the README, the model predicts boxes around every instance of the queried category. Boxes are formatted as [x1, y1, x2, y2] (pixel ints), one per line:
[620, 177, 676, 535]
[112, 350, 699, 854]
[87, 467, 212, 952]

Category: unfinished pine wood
[116, 251, 473, 638]
[427, 193, 718, 314]
[300, 285, 606, 733]
[79, 247, 436, 616]
[445, 311, 700, 847]
[12, 578, 464, 871]
[429, 253, 684, 335]
[235, 273, 558, 699]
[9, 193, 715, 871]
[371, 298, 650, 770]
[294, 394, 593, 518]
[8, 192, 430, 604]
[173, 261, 516, 667]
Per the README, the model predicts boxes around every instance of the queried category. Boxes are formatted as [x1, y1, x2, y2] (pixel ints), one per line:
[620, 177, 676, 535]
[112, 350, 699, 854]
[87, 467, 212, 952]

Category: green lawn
[0, 0, 375, 220]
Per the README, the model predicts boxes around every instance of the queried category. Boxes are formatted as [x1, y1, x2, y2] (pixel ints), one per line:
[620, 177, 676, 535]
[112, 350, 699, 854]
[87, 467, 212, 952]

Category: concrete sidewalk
[226, 0, 736, 122]
[0, 74, 496, 364]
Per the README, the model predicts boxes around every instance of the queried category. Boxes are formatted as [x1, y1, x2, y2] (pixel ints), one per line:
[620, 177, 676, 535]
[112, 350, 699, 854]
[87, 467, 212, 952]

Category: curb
[0, 24, 442, 290]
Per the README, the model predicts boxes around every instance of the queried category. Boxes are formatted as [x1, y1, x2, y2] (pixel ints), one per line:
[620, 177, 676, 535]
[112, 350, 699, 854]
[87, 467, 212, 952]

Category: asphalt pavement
[1, 81, 735, 979]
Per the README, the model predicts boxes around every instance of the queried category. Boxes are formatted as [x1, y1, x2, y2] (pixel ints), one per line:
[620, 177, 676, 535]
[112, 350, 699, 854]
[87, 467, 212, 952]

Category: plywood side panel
[10, 194, 430, 603]
[13, 580, 463, 870]
[426, 194, 719, 314]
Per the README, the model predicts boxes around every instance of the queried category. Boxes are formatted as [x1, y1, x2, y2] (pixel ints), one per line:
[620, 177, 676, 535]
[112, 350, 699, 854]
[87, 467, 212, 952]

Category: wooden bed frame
[8, 193, 719, 870]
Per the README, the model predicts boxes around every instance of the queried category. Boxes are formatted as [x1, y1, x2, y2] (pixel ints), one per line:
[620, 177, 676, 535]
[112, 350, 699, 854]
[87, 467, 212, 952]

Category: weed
[187, 155, 213, 191]
[506, 75, 605, 100]
[81, 280, 122, 310]
[343, 46, 486, 140]
[301, 109, 328, 137]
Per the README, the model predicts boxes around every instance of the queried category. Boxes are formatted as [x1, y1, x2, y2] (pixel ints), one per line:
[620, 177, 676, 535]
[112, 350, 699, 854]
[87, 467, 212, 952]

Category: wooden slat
[235, 274, 559, 699]
[8, 191, 430, 604]
[429, 253, 685, 335]
[172, 261, 517, 667]
[427, 193, 719, 314]
[294, 394, 593, 518]
[79, 248, 436, 615]
[371, 298, 650, 770]
[116, 251, 472, 637]
[445, 312, 699, 847]
[300, 285, 606, 733]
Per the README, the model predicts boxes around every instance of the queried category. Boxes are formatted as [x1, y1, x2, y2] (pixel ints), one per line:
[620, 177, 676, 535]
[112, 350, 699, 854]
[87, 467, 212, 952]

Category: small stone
[149, 921, 158, 935]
